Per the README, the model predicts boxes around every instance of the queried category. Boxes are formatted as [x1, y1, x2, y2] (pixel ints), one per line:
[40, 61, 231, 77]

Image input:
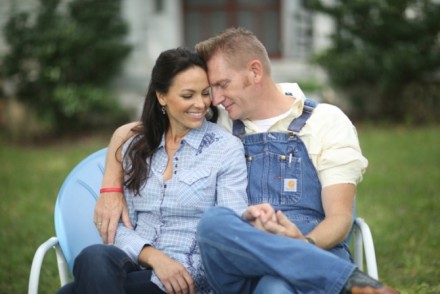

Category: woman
[58, 48, 248, 294]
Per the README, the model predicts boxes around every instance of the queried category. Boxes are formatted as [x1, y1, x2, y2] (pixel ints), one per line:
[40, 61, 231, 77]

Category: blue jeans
[197, 207, 356, 294]
[57, 244, 165, 294]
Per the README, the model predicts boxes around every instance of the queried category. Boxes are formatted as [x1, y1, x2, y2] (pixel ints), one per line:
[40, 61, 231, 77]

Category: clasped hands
[242, 203, 305, 240]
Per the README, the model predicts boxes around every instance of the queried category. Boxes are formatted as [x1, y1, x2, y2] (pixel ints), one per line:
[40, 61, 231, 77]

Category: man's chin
[225, 108, 239, 120]
[228, 113, 241, 121]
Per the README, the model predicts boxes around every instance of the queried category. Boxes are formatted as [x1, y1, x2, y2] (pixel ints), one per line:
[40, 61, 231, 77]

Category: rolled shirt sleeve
[303, 103, 368, 188]
[115, 224, 149, 262]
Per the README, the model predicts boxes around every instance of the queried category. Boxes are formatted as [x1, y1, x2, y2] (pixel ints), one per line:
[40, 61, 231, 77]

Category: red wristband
[100, 187, 123, 193]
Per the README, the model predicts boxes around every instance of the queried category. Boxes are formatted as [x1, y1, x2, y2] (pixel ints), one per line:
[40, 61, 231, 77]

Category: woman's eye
[202, 91, 210, 96]
[182, 95, 192, 99]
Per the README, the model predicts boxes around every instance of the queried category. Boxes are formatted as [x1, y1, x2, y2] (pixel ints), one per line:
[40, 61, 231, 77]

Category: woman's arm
[215, 136, 249, 214]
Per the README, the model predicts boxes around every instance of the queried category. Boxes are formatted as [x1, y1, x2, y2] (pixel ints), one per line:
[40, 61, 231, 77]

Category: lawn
[355, 125, 440, 293]
[0, 126, 439, 293]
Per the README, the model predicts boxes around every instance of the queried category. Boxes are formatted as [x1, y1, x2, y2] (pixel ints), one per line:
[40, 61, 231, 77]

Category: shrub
[1, 0, 132, 136]
[310, 0, 440, 124]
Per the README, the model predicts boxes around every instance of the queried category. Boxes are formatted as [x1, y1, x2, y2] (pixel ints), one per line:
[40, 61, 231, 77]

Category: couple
[59, 28, 399, 294]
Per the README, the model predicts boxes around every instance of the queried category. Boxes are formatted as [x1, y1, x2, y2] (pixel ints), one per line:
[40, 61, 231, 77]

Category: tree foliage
[2, 0, 132, 134]
[310, 0, 440, 123]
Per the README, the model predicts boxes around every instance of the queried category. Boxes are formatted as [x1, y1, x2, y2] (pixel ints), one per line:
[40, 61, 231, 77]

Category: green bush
[2, 0, 132, 135]
[309, 0, 440, 124]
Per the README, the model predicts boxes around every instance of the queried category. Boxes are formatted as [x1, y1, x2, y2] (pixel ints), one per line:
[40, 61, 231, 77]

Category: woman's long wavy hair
[123, 48, 217, 196]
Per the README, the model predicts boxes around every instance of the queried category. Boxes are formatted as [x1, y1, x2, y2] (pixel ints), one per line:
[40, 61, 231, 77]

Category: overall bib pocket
[246, 151, 302, 205]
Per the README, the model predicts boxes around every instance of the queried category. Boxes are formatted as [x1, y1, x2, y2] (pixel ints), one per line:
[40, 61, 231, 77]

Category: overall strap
[287, 98, 319, 133]
[232, 119, 246, 138]
[232, 98, 319, 137]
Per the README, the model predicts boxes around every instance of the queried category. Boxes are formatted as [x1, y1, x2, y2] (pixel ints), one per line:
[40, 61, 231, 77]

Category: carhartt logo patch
[284, 178, 297, 192]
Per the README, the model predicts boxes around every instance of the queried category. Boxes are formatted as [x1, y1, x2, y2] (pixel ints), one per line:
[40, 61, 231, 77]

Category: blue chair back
[54, 148, 107, 273]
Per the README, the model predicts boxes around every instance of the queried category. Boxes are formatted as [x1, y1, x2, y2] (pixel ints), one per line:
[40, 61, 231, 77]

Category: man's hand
[94, 192, 132, 244]
[263, 210, 305, 240]
[242, 203, 276, 231]
[139, 247, 195, 294]
[95, 122, 138, 244]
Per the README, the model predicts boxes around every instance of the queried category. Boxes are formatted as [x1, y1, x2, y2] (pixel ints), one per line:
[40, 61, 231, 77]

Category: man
[94, 28, 399, 293]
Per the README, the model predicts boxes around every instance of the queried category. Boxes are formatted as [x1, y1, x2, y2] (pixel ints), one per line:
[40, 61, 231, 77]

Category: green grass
[0, 126, 439, 293]
[0, 133, 110, 293]
[355, 125, 440, 293]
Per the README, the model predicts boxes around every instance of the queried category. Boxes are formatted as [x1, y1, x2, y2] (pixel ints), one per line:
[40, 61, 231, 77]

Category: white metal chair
[28, 147, 379, 293]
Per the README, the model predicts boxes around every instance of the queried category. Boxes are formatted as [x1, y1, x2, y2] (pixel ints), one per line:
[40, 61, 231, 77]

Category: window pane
[185, 11, 202, 47]
[210, 11, 227, 36]
[187, 0, 226, 4]
[237, 10, 279, 55]
[238, 0, 276, 5]
[184, 0, 281, 57]
[262, 11, 278, 55]
[237, 11, 253, 30]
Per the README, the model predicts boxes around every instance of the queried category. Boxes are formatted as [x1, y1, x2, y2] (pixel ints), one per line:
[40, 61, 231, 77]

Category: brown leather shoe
[342, 269, 400, 294]
[350, 285, 400, 294]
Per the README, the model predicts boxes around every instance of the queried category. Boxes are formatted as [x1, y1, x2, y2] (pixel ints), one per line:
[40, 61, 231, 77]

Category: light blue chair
[28, 148, 107, 294]
[28, 147, 378, 293]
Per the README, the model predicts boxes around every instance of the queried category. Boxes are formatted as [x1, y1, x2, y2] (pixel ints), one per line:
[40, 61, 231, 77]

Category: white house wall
[116, 0, 184, 115]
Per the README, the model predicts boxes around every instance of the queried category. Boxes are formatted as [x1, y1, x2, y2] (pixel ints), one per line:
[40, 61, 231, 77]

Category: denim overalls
[233, 98, 352, 261]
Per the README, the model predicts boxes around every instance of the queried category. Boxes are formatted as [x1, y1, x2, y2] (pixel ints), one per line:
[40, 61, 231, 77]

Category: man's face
[207, 53, 254, 121]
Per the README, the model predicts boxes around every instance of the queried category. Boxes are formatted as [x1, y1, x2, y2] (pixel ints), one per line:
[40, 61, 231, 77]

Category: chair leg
[54, 243, 70, 286]
[354, 217, 379, 279]
[353, 223, 364, 271]
[28, 237, 70, 294]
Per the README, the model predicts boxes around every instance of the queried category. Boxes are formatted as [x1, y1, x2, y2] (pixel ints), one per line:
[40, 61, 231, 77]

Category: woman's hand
[139, 247, 195, 294]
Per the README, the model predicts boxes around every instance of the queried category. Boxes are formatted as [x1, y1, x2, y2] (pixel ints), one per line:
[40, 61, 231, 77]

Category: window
[292, 2, 313, 59]
[183, 0, 281, 57]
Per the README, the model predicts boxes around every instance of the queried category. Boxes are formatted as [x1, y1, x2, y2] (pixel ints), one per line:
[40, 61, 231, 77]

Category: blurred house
[0, 0, 334, 117]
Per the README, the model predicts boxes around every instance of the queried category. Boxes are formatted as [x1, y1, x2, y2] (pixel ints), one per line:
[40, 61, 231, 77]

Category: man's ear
[248, 59, 263, 82]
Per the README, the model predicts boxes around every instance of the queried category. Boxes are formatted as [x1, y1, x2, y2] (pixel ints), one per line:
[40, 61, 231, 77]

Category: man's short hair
[195, 27, 271, 75]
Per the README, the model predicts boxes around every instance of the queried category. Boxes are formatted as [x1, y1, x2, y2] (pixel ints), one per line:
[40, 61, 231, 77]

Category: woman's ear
[156, 91, 166, 106]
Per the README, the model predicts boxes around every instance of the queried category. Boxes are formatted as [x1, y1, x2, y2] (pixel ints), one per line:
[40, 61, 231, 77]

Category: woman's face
[158, 66, 211, 135]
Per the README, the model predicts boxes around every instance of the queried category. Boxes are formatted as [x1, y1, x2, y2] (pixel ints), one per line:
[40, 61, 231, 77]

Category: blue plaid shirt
[115, 119, 248, 293]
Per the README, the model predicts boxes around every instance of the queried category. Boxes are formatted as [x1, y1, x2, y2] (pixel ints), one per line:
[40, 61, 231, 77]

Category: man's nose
[210, 88, 224, 106]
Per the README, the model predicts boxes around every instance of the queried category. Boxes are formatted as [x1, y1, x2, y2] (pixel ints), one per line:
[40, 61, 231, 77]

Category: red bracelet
[100, 187, 123, 193]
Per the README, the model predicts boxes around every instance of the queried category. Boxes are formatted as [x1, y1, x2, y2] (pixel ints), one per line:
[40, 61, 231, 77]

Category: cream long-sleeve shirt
[216, 83, 368, 188]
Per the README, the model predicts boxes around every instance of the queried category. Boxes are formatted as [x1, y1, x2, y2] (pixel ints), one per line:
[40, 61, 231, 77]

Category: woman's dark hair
[123, 47, 216, 195]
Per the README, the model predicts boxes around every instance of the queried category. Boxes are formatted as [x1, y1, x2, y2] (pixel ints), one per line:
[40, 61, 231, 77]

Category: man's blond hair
[195, 27, 271, 75]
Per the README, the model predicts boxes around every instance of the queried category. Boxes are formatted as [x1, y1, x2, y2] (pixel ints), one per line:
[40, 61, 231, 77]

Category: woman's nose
[194, 94, 207, 108]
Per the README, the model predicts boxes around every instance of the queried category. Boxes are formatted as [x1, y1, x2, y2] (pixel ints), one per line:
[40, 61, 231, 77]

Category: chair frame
[353, 217, 379, 279]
